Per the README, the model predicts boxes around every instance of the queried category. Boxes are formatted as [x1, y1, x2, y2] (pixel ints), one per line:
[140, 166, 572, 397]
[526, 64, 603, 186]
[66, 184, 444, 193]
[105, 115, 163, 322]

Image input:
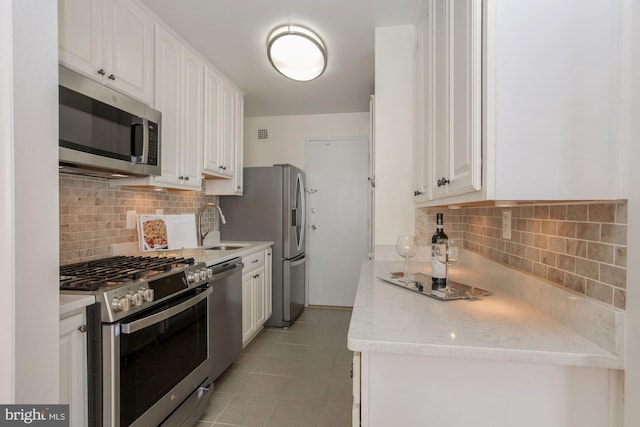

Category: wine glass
[435, 238, 461, 294]
[396, 236, 418, 283]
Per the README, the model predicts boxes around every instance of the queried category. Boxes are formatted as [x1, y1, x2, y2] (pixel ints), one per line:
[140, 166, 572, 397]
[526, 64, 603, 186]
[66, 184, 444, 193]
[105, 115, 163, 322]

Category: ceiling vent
[257, 129, 269, 141]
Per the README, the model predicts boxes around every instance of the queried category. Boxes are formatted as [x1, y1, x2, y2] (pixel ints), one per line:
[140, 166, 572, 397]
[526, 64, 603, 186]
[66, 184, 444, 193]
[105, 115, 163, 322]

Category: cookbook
[137, 214, 198, 252]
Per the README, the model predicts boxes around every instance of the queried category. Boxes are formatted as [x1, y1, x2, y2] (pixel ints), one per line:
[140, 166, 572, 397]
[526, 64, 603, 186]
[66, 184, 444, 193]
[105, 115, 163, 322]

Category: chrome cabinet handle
[437, 178, 451, 187]
[108, 74, 116, 80]
[97, 69, 106, 76]
[78, 324, 87, 333]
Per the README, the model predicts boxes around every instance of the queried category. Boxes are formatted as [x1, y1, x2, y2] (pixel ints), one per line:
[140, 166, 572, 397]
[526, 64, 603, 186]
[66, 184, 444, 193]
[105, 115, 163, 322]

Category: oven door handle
[120, 286, 212, 335]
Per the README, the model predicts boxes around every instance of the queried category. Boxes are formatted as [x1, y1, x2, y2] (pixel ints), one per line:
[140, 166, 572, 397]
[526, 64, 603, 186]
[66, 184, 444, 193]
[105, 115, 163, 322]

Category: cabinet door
[181, 47, 204, 189]
[58, 0, 103, 78]
[242, 273, 255, 346]
[60, 311, 88, 427]
[203, 67, 224, 175]
[428, 0, 482, 200]
[219, 83, 236, 178]
[102, 0, 154, 103]
[446, 0, 482, 196]
[254, 270, 267, 328]
[153, 25, 183, 187]
[265, 249, 272, 318]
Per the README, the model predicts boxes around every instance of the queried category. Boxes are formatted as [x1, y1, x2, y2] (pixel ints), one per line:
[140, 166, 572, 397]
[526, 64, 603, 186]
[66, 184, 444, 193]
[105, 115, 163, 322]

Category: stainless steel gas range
[60, 255, 242, 427]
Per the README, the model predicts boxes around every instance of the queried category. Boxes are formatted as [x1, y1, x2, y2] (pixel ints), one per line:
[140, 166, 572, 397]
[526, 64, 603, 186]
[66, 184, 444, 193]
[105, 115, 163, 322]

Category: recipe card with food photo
[137, 214, 198, 252]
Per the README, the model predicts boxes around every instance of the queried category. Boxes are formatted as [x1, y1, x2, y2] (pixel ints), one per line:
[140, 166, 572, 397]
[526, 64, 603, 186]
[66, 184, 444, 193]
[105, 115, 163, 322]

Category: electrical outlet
[502, 210, 512, 240]
[126, 211, 137, 229]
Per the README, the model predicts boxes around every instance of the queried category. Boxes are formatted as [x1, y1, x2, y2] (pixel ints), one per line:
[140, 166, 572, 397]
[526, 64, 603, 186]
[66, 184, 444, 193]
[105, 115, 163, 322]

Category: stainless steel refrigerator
[220, 164, 306, 327]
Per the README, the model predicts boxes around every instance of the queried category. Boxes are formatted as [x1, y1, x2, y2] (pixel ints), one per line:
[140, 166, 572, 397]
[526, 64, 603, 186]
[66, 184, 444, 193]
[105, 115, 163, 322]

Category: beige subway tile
[567, 204, 588, 221]
[576, 222, 600, 242]
[526, 219, 541, 233]
[566, 240, 587, 257]
[601, 224, 627, 245]
[587, 242, 614, 264]
[615, 246, 627, 267]
[548, 236, 566, 253]
[564, 273, 586, 293]
[588, 203, 616, 223]
[508, 255, 523, 269]
[534, 206, 549, 219]
[616, 201, 628, 224]
[614, 289, 626, 310]
[586, 281, 613, 305]
[533, 263, 547, 279]
[549, 205, 567, 220]
[600, 264, 626, 289]
[548, 268, 563, 284]
[526, 247, 541, 262]
[540, 251, 557, 267]
[520, 232, 534, 246]
[533, 234, 549, 250]
[520, 259, 533, 273]
[557, 222, 577, 238]
[575, 258, 599, 280]
[557, 255, 576, 272]
[540, 220, 557, 236]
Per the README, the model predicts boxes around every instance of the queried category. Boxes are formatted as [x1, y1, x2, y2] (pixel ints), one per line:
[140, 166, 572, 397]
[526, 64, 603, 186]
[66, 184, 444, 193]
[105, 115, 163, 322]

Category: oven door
[103, 285, 212, 427]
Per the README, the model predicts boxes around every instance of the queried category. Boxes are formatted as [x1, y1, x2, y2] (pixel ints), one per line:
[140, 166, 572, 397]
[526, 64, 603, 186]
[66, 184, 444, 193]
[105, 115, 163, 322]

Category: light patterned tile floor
[197, 307, 353, 427]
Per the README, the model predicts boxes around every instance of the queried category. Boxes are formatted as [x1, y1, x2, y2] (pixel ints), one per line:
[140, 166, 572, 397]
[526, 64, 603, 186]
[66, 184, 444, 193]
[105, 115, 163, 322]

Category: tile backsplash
[59, 174, 219, 264]
[416, 201, 627, 309]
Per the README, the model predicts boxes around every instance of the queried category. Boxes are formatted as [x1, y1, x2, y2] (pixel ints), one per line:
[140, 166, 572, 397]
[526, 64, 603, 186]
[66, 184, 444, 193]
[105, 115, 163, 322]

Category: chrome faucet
[197, 203, 227, 246]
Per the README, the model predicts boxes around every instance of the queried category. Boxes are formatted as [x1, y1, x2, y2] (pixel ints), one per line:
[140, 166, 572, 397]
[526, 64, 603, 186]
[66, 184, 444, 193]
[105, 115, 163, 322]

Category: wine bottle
[431, 213, 448, 289]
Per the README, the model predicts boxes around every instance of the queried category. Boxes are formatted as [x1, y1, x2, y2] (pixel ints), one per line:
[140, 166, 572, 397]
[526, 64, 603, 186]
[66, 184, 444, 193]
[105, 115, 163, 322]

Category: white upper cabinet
[112, 24, 204, 190]
[58, 0, 154, 104]
[204, 67, 245, 195]
[415, 0, 623, 206]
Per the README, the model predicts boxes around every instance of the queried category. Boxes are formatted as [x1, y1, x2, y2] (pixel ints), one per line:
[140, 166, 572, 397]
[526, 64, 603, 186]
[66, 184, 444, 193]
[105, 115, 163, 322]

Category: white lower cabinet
[242, 248, 272, 347]
[59, 309, 88, 427]
[354, 351, 623, 427]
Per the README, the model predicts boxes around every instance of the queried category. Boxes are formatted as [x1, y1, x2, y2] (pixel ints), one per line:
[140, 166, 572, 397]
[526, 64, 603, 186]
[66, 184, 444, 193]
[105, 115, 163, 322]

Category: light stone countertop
[60, 294, 95, 318]
[348, 252, 624, 370]
[180, 241, 274, 266]
[59, 241, 273, 315]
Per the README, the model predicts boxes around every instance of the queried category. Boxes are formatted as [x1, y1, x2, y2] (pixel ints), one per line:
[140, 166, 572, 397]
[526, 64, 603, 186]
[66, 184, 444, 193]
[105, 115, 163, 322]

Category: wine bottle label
[431, 243, 447, 278]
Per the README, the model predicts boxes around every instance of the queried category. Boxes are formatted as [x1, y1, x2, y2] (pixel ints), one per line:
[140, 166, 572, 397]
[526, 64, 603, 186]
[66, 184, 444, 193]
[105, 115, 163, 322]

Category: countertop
[59, 241, 273, 314]
[180, 241, 274, 266]
[347, 253, 624, 370]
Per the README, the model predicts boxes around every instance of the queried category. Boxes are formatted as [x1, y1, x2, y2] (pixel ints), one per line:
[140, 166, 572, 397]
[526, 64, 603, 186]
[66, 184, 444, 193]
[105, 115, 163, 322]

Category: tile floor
[196, 307, 354, 427]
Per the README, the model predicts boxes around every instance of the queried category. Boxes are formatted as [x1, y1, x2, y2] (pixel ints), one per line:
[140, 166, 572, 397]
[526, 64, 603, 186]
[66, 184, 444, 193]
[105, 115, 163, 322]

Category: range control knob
[112, 296, 130, 312]
[206, 268, 213, 279]
[187, 272, 196, 284]
[128, 291, 143, 307]
[139, 287, 154, 302]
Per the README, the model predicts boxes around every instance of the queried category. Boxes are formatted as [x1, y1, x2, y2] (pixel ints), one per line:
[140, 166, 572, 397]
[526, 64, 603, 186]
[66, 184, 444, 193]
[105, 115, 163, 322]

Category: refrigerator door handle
[297, 172, 306, 251]
[290, 255, 306, 267]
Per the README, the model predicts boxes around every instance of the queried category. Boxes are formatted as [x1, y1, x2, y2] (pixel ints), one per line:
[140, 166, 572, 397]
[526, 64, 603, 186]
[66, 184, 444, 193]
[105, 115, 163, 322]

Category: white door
[306, 137, 370, 307]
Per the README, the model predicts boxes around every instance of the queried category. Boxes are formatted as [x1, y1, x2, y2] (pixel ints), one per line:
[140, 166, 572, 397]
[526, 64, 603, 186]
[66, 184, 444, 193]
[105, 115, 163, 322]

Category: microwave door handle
[141, 118, 149, 164]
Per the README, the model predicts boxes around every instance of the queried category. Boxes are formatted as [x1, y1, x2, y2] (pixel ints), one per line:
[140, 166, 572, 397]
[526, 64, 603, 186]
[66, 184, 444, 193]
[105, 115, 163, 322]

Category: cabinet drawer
[242, 250, 265, 271]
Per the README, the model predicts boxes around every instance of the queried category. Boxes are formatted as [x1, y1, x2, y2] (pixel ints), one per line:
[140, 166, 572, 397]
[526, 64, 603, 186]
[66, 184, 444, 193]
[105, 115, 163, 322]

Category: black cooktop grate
[59, 255, 195, 291]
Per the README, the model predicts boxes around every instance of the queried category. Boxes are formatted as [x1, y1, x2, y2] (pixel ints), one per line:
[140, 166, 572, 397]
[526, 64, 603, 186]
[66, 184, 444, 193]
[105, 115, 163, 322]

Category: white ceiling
[140, 0, 419, 117]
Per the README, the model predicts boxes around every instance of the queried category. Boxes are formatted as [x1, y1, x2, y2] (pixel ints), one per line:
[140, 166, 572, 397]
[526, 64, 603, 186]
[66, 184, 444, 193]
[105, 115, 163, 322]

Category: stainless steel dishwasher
[209, 257, 243, 380]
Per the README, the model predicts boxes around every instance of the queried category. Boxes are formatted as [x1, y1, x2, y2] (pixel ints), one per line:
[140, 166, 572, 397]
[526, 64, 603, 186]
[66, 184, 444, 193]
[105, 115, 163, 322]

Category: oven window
[119, 296, 208, 426]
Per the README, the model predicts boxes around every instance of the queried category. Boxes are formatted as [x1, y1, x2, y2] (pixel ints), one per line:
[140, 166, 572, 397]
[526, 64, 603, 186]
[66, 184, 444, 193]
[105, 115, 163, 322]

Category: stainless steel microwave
[58, 66, 161, 178]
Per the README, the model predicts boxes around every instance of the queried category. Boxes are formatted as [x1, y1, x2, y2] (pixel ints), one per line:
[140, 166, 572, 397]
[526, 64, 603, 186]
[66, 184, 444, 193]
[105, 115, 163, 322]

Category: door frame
[304, 136, 373, 306]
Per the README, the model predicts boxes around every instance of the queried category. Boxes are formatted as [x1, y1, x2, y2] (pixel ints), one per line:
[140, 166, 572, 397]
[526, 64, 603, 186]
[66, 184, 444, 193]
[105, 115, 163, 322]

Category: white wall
[373, 26, 416, 245]
[624, 0, 640, 424]
[0, 0, 14, 402]
[244, 112, 370, 172]
[5, 0, 60, 402]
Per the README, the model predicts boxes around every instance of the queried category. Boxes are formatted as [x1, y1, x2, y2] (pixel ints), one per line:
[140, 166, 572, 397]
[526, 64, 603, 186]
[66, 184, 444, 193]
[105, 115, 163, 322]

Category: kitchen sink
[205, 245, 245, 251]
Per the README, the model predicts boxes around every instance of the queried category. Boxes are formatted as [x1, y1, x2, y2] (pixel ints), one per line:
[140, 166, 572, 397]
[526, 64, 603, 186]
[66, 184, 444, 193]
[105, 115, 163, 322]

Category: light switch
[502, 210, 512, 240]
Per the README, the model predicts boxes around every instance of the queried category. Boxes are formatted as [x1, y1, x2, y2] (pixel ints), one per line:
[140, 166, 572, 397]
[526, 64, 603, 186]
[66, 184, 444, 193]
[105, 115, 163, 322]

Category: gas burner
[59, 255, 195, 291]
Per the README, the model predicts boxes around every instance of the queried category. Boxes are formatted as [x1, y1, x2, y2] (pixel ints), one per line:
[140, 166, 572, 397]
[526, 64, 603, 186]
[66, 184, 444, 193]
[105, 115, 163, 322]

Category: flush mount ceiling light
[267, 25, 327, 81]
